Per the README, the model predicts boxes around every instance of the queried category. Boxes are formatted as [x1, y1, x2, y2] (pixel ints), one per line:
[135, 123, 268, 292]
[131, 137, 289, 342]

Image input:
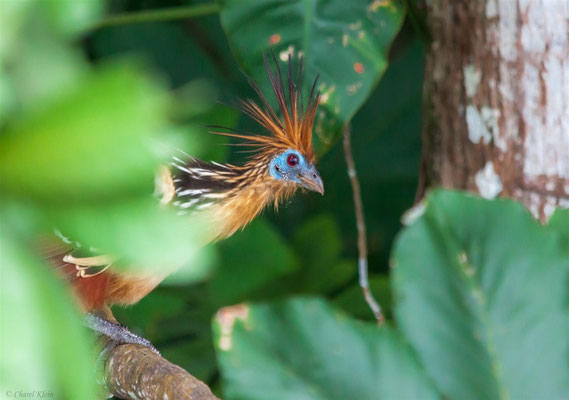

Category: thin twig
[92, 3, 219, 30]
[343, 123, 385, 324]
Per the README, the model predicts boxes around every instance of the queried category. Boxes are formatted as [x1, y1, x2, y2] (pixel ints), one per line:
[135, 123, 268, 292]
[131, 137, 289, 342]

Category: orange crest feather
[212, 54, 320, 162]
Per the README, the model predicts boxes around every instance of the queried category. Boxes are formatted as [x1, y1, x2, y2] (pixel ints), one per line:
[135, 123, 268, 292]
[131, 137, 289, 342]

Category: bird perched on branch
[40, 55, 323, 349]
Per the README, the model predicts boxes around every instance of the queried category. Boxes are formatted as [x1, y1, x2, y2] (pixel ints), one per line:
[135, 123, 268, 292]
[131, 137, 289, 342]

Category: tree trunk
[418, 0, 569, 222]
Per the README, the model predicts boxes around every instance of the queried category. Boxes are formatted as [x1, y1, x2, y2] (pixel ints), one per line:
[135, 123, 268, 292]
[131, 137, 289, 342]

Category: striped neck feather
[169, 156, 296, 238]
[171, 157, 251, 212]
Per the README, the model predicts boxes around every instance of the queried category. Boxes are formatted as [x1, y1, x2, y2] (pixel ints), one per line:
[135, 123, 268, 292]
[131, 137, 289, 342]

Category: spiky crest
[211, 53, 320, 162]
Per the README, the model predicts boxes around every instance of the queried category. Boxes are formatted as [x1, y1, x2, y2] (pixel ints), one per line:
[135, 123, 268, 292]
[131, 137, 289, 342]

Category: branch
[92, 3, 219, 30]
[95, 309, 219, 400]
[343, 123, 385, 324]
[103, 343, 219, 400]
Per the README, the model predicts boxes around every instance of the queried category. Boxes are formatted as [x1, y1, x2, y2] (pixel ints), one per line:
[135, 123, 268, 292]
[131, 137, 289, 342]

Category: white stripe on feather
[178, 188, 212, 196]
[172, 163, 192, 174]
[180, 198, 200, 208]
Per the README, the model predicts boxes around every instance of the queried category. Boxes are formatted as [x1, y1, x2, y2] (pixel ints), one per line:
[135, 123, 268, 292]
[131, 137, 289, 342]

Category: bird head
[267, 149, 324, 195]
[213, 54, 324, 196]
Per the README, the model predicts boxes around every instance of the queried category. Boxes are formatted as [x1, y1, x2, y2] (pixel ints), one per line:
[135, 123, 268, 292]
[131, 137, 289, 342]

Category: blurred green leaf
[219, 0, 405, 152]
[210, 218, 298, 305]
[293, 214, 341, 266]
[302, 259, 354, 293]
[289, 214, 354, 293]
[183, 103, 239, 163]
[47, 197, 208, 270]
[172, 79, 220, 119]
[210, 214, 355, 303]
[8, 30, 88, 108]
[0, 63, 169, 203]
[392, 190, 569, 400]
[36, 0, 103, 37]
[163, 245, 218, 286]
[0, 1, 31, 60]
[90, 20, 229, 87]
[0, 230, 98, 399]
[213, 297, 439, 400]
[0, 74, 10, 123]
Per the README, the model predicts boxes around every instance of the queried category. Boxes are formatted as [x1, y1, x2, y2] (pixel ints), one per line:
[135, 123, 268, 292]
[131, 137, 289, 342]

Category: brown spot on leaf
[354, 62, 365, 74]
[269, 34, 281, 45]
[216, 304, 250, 351]
[368, 0, 390, 12]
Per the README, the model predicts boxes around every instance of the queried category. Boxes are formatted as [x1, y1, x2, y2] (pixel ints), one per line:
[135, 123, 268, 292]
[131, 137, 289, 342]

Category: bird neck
[206, 177, 281, 239]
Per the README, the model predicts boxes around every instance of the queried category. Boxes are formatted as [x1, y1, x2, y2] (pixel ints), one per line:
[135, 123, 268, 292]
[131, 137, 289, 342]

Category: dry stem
[343, 123, 385, 324]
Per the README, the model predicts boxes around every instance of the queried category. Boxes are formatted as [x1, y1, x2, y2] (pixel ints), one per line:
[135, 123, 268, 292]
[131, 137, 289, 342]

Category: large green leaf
[0, 0, 100, 62]
[46, 197, 208, 270]
[0, 63, 168, 203]
[213, 297, 439, 400]
[0, 0, 102, 124]
[0, 231, 98, 399]
[0, 1, 30, 61]
[219, 0, 405, 152]
[392, 191, 569, 400]
[35, 0, 103, 37]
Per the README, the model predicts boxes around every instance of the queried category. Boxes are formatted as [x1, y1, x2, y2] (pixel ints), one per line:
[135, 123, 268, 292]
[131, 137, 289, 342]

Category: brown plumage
[44, 55, 323, 312]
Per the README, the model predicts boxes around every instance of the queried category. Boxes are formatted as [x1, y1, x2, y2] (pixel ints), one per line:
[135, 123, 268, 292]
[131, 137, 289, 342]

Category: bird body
[45, 56, 323, 313]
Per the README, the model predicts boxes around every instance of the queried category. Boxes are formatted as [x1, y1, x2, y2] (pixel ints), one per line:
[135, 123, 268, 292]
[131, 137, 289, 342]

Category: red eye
[287, 154, 299, 166]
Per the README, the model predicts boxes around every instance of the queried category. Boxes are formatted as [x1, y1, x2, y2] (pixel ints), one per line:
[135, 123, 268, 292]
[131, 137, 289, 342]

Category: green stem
[93, 3, 219, 30]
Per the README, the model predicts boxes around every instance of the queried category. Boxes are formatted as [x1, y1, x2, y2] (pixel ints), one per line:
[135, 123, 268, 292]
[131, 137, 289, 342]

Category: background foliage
[1, 1, 567, 399]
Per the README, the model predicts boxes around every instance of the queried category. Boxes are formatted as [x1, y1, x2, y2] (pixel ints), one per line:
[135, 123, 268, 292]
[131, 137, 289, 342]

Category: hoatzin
[40, 56, 324, 350]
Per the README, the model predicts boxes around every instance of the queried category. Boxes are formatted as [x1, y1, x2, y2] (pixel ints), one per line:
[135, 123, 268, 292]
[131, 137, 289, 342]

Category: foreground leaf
[213, 297, 438, 400]
[38, 0, 103, 37]
[219, 0, 405, 152]
[0, 231, 97, 398]
[393, 190, 569, 400]
[0, 63, 168, 203]
[47, 197, 208, 271]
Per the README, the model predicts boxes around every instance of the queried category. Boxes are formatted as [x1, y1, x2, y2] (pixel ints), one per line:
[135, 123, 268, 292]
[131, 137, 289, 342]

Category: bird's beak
[299, 165, 324, 195]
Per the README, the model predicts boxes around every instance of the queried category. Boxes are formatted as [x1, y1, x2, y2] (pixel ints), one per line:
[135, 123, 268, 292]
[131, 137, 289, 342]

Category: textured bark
[96, 308, 219, 400]
[418, 0, 569, 221]
[104, 344, 218, 400]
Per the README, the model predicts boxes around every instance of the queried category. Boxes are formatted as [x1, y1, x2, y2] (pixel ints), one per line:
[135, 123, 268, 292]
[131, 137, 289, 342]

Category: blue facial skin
[269, 150, 307, 184]
[269, 149, 324, 194]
